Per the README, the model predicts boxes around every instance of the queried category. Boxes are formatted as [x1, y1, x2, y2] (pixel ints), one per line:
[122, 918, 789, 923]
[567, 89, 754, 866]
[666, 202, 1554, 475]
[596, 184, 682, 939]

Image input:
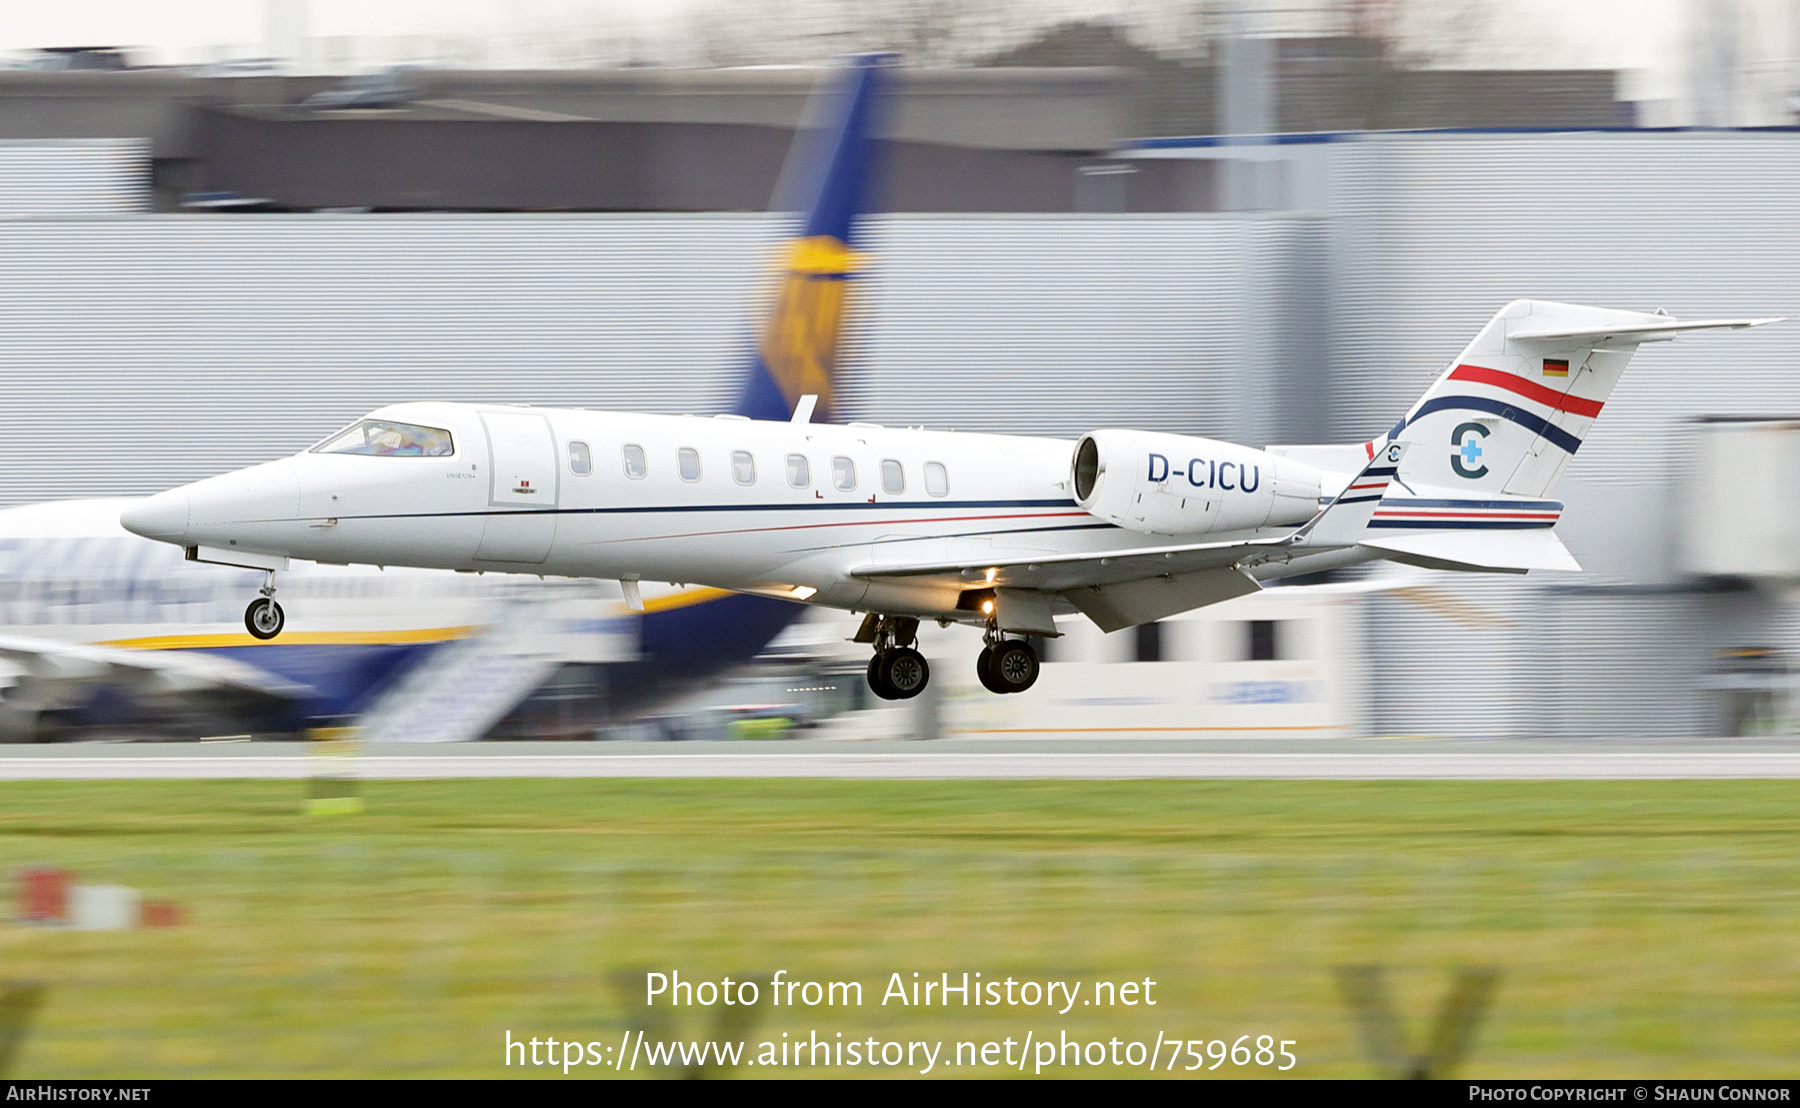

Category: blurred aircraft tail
[731, 53, 894, 423]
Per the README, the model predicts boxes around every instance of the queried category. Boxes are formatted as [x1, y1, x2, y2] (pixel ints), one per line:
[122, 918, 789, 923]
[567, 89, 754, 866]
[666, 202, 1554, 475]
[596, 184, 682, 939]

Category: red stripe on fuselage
[1449, 364, 1605, 419]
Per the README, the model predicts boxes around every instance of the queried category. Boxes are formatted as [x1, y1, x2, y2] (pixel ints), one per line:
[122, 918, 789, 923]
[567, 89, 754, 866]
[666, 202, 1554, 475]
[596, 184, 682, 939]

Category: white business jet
[119, 299, 1781, 702]
[113, 83, 1782, 704]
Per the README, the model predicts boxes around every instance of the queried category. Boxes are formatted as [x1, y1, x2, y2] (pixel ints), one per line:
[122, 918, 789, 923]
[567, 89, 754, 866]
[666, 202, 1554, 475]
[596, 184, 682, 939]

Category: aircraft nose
[120, 489, 191, 543]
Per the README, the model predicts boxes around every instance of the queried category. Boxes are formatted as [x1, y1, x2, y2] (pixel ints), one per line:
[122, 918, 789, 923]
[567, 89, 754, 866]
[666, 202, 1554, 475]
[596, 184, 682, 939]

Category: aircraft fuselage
[122, 400, 1325, 624]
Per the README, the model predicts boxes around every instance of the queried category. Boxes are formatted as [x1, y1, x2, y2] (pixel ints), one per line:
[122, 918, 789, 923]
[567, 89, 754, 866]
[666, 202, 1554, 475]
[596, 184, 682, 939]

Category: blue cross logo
[1450, 422, 1490, 479]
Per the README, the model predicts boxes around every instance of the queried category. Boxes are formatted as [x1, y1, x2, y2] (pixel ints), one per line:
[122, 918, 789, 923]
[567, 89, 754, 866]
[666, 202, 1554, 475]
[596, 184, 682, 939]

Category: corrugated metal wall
[1327, 132, 1800, 738]
[1327, 133, 1800, 481]
[0, 139, 149, 216]
[0, 212, 1318, 501]
[848, 213, 1326, 443]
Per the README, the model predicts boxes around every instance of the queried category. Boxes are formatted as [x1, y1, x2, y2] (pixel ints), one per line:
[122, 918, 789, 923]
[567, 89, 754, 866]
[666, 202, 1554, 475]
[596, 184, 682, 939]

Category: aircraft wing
[855, 537, 1276, 634]
[0, 635, 311, 710]
[854, 534, 1280, 592]
[853, 444, 1412, 633]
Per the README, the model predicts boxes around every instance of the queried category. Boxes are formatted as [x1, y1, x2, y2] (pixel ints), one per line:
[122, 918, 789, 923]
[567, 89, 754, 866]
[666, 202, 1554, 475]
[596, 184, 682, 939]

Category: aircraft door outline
[476, 411, 559, 563]
[481, 410, 560, 508]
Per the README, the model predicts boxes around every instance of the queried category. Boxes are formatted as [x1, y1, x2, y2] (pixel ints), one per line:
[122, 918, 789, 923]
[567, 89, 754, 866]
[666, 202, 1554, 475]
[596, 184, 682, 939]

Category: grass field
[2, 778, 1799, 1078]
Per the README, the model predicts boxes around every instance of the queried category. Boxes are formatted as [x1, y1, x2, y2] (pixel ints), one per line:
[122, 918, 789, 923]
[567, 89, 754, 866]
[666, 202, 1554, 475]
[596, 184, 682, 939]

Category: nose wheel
[245, 598, 285, 640]
[861, 615, 929, 700]
[244, 569, 285, 640]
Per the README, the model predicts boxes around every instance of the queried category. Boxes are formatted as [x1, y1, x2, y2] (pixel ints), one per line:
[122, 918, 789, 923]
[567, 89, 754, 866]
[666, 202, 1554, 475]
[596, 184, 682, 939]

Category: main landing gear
[977, 629, 1040, 695]
[856, 614, 1042, 699]
[244, 569, 285, 640]
[862, 615, 930, 701]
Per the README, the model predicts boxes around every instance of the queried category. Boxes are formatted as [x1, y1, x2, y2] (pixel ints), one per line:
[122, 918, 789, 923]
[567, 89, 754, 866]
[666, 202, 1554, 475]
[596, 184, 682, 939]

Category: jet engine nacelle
[1071, 430, 1323, 537]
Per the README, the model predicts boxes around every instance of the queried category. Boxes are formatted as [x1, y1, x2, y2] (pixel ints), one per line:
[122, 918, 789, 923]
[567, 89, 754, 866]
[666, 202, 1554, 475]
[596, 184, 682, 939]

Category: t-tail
[1373, 299, 1782, 498]
[732, 53, 892, 423]
[1272, 300, 1782, 572]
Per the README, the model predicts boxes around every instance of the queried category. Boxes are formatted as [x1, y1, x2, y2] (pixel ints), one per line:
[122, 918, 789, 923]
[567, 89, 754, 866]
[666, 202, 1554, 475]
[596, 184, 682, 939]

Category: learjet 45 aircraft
[118, 69, 1782, 703]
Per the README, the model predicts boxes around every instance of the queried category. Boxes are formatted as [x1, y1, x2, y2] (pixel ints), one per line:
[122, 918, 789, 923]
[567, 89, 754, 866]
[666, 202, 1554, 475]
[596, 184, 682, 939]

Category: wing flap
[1063, 566, 1261, 633]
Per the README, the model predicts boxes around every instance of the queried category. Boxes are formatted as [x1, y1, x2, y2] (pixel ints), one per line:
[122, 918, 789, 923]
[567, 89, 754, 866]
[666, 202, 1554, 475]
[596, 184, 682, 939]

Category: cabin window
[786, 454, 810, 488]
[621, 444, 647, 479]
[568, 441, 592, 476]
[880, 459, 904, 495]
[924, 461, 949, 497]
[678, 447, 702, 482]
[314, 419, 453, 458]
[832, 456, 856, 492]
[731, 450, 756, 485]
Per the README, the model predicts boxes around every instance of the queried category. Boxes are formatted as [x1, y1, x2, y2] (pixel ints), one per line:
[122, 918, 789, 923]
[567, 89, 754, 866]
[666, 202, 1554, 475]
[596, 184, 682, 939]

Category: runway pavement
[6, 738, 1800, 779]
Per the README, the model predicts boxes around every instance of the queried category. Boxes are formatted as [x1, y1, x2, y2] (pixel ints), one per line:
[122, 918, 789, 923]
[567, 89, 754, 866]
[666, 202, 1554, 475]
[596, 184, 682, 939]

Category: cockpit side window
[315, 419, 454, 458]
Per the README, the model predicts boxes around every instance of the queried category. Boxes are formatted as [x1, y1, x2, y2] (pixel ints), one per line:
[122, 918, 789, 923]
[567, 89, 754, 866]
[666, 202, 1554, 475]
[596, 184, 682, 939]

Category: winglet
[1291, 441, 1409, 548]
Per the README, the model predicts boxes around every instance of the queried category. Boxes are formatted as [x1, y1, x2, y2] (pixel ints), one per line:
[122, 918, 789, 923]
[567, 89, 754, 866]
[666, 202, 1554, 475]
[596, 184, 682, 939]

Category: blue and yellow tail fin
[732, 53, 893, 423]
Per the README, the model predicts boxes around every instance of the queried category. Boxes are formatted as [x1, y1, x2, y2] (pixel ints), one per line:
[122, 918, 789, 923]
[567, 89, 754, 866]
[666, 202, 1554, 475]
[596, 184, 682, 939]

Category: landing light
[790, 586, 817, 600]
[981, 599, 995, 615]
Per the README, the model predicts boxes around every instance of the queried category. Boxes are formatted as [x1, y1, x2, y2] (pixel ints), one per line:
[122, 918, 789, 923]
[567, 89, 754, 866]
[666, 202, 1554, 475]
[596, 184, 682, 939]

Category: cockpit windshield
[314, 420, 454, 457]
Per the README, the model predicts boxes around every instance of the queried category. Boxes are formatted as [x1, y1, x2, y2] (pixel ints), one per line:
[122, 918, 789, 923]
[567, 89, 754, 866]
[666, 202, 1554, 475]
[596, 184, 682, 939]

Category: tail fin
[1293, 441, 1409, 548]
[1373, 300, 1781, 498]
[732, 54, 893, 423]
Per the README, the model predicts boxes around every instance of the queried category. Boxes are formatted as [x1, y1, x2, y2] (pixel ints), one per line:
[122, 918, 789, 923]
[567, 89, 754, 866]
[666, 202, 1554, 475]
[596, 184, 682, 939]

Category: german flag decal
[1543, 358, 1569, 377]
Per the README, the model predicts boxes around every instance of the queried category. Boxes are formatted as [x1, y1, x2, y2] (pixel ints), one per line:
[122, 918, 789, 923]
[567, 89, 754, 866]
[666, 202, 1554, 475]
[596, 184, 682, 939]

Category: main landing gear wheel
[867, 652, 893, 699]
[868, 647, 929, 701]
[976, 646, 1007, 694]
[988, 639, 1040, 694]
[245, 597, 285, 640]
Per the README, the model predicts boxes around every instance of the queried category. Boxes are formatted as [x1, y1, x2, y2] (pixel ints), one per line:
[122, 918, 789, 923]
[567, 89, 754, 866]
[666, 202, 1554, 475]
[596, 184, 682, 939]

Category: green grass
[3, 779, 1799, 1078]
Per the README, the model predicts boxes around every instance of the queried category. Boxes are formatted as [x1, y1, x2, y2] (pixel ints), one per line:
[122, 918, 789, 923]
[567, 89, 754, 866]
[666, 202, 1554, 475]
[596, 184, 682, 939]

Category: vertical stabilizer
[1371, 300, 1780, 499]
[732, 54, 892, 423]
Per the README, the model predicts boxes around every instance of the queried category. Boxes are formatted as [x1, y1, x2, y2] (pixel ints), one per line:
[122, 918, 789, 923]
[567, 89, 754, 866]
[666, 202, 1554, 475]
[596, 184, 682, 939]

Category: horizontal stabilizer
[1509, 315, 1786, 345]
[1361, 528, 1580, 573]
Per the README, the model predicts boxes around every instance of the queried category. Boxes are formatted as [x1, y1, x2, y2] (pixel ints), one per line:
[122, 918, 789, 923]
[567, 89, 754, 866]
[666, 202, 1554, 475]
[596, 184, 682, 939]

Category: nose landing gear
[244, 570, 285, 640]
[860, 615, 929, 700]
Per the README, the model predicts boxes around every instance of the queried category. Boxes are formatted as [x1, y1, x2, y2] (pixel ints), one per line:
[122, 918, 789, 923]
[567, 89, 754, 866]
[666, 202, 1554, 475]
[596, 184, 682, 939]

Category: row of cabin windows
[566, 441, 949, 496]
